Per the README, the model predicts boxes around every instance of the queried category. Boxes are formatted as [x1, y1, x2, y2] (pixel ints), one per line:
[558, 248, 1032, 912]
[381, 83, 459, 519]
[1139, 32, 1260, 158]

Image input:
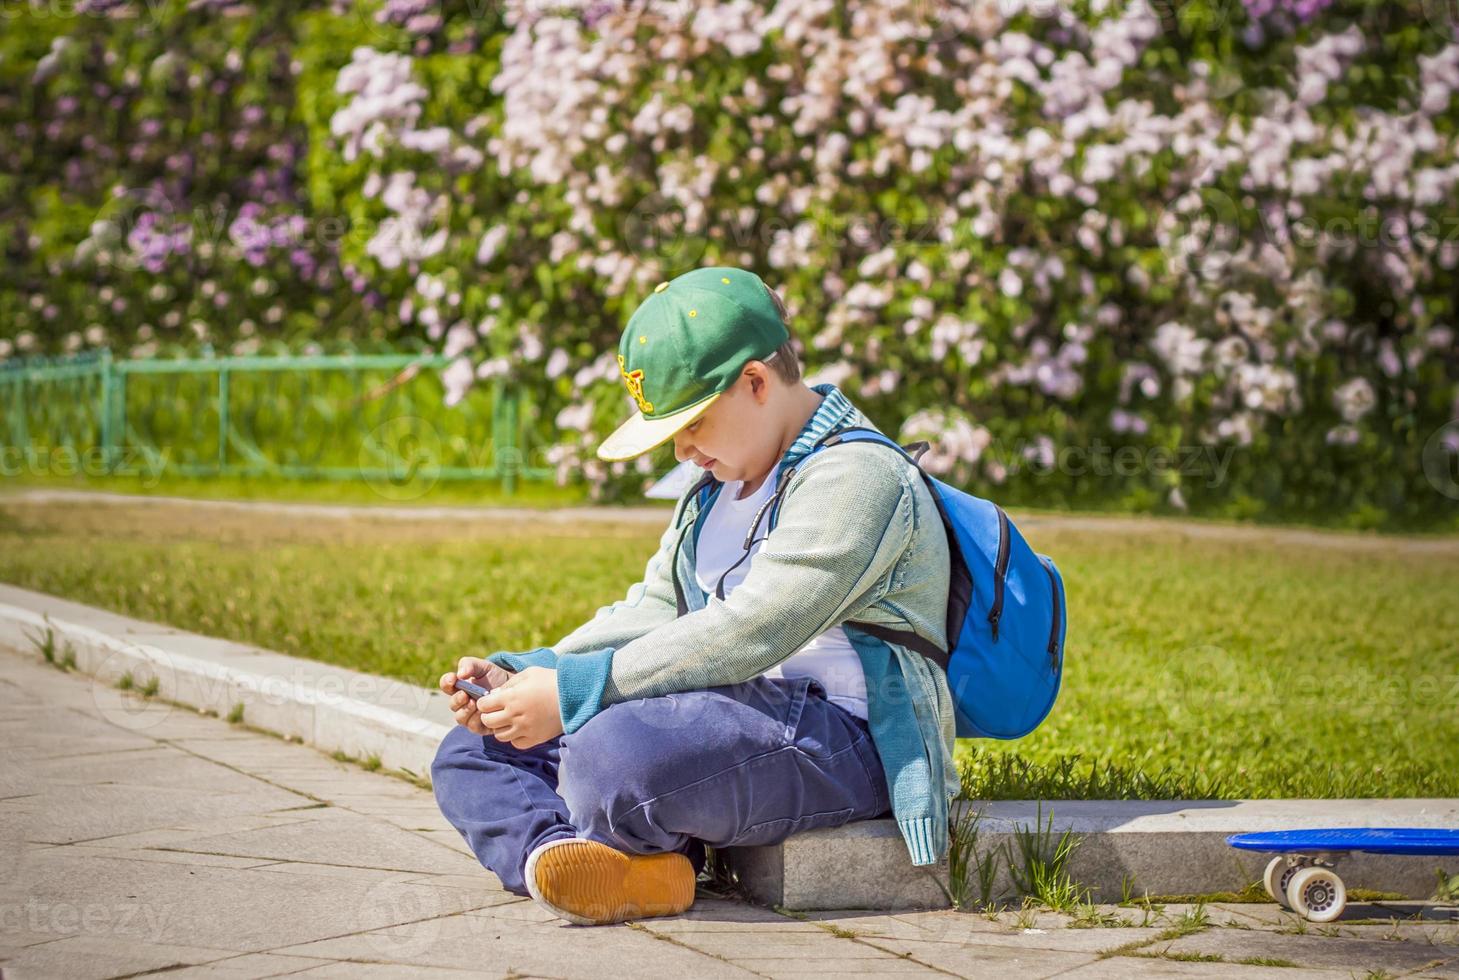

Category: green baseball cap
[597, 266, 790, 461]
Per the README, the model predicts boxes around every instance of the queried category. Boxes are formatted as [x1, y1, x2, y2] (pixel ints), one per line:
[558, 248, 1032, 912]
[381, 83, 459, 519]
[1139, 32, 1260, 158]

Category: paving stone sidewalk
[1, 647, 1455, 980]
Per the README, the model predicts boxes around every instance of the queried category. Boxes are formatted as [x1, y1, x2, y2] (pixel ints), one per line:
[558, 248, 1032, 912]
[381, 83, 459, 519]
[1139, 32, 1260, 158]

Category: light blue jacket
[487, 383, 959, 866]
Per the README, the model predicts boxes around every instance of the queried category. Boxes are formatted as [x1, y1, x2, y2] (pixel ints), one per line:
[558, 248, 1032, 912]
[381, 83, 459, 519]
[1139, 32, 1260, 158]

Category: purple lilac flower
[127, 212, 192, 273]
[228, 204, 272, 266]
[1242, 0, 1334, 22]
[378, 0, 442, 34]
[584, 1, 616, 29]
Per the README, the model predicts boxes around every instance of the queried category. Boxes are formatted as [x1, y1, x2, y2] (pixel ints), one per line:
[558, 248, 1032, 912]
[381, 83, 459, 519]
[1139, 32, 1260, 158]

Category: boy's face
[670, 360, 777, 484]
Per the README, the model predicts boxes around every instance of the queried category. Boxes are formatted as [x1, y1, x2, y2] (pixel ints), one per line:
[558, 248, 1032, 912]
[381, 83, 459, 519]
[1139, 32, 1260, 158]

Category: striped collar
[780, 383, 861, 469]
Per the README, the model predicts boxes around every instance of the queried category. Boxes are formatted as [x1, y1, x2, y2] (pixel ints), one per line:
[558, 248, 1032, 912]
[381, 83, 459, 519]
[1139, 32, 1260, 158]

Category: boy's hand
[440, 657, 515, 736]
[475, 666, 564, 750]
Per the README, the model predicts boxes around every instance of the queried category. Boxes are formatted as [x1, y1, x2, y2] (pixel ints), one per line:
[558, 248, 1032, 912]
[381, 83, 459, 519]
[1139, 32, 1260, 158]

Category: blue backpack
[675, 425, 1067, 740]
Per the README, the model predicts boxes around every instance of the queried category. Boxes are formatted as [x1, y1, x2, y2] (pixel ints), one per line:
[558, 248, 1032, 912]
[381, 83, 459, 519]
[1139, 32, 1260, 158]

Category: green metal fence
[0, 348, 552, 495]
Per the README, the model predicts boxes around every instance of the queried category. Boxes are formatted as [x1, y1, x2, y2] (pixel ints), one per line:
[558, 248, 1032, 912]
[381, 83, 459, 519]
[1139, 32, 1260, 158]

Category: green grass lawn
[0, 498, 1455, 800]
[0, 469, 605, 510]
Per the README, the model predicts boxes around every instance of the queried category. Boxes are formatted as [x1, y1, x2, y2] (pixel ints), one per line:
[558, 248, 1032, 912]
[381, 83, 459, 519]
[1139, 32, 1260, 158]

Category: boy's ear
[745, 362, 771, 400]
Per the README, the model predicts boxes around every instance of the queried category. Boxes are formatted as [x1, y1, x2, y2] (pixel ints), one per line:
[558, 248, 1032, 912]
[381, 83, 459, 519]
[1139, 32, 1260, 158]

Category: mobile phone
[453, 677, 492, 699]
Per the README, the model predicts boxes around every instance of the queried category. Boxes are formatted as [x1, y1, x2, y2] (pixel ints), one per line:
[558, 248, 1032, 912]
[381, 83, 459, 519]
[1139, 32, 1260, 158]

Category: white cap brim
[596, 391, 723, 462]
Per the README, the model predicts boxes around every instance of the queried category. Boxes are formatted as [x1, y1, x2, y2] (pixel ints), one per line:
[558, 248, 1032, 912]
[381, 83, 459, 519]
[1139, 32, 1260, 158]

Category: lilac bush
[1, 6, 380, 361]
[3, 0, 1457, 527]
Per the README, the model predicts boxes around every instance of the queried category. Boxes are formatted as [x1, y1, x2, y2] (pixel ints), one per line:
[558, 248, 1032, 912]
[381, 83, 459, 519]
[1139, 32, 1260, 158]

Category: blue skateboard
[1227, 828, 1459, 921]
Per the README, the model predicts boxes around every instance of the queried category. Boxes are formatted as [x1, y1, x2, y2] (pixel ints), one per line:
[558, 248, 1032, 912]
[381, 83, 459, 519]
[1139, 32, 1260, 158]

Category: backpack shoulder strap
[672, 469, 722, 617]
[804, 425, 951, 671]
[679, 470, 719, 526]
[813, 425, 931, 467]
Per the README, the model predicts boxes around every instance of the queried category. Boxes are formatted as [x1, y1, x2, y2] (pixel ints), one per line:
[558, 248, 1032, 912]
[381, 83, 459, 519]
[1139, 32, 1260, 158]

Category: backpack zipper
[673, 474, 722, 616]
[988, 504, 1010, 641]
[1041, 556, 1062, 669]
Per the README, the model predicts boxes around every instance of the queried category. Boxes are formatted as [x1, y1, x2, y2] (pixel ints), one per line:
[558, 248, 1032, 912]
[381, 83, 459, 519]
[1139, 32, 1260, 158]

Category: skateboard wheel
[1286, 866, 1346, 922]
[1274, 856, 1307, 909]
[1262, 856, 1286, 903]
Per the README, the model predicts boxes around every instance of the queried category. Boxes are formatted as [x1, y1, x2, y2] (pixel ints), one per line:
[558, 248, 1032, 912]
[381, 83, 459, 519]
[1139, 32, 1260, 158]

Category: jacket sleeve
[485, 475, 696, 676]
[553, 445, 916, 733]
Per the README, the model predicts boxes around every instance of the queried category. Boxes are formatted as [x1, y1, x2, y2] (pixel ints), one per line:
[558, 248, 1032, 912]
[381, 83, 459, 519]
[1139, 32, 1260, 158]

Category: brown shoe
[524, 837, 696, 926]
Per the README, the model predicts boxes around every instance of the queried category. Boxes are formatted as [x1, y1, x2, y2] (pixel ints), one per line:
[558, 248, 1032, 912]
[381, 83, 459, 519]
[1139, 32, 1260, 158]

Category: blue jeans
[431, 674, 893, 896]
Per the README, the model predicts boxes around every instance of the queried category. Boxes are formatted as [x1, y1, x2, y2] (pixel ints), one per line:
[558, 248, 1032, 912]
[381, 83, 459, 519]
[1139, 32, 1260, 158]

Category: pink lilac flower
[126, 212, 192, 273]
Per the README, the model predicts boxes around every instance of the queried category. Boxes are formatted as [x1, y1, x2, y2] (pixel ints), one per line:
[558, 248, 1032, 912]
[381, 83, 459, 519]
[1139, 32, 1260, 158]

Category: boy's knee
[430, 724, 479, 779]
[556, 715, 631, 817]
[556, 707, 684, 827]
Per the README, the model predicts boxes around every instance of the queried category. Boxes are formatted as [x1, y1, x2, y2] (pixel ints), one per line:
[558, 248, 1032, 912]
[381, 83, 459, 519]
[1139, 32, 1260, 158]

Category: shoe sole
[525, 837, 696, 926]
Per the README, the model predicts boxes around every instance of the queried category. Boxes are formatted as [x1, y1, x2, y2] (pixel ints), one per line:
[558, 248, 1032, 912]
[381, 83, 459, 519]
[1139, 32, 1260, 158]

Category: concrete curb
[0, 583, 451, 781]
[2, 583, 1455, 911]
[727, 800, 1459, 910]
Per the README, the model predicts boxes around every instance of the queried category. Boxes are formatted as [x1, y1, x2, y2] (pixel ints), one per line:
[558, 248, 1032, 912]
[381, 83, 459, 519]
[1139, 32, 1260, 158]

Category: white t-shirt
[693, 463, 869, 720]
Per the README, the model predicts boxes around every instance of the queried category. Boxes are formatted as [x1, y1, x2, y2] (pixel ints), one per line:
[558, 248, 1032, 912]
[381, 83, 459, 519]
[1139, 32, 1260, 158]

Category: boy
[431, 266, 957, 926]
